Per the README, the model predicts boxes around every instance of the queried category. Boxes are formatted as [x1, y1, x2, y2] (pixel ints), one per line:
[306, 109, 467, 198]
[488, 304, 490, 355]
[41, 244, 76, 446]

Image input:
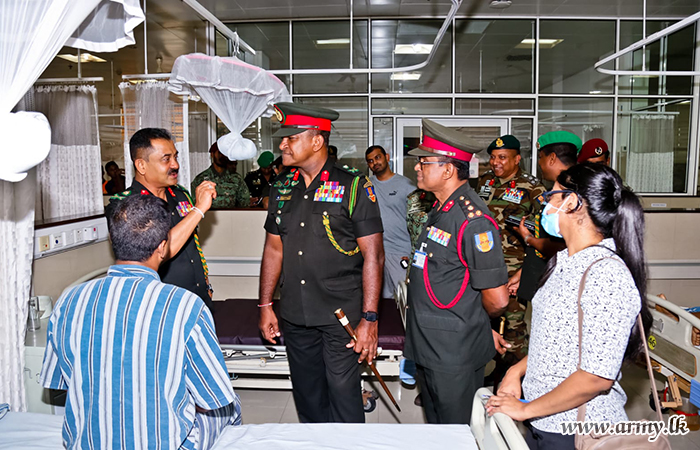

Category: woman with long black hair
[486, 163, 652, 449]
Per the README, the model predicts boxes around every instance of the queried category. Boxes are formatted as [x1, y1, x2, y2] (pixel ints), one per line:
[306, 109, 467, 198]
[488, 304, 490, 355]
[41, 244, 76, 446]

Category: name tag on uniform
[502, 188, 524, 204]
[427, 226, 451, 247]
[277, 195, 292, 201]
[412, 251, 427, 269]
[176, 201, 193, 217]
[314, 181, 344, 203]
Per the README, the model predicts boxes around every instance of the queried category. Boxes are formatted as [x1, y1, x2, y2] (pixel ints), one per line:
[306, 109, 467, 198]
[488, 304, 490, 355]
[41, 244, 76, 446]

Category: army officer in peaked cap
[258, 102, 384, 423]
[405, 119, 509, 424]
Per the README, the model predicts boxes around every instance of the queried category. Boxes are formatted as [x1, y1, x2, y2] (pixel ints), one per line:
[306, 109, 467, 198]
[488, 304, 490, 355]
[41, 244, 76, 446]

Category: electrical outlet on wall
[38, 235, 50, 252]
[49, 233, 63, 250]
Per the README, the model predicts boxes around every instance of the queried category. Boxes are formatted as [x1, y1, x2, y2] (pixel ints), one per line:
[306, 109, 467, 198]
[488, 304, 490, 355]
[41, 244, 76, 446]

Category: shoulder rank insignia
[474, 230, 494, 253]
[341, 164, 360, 174]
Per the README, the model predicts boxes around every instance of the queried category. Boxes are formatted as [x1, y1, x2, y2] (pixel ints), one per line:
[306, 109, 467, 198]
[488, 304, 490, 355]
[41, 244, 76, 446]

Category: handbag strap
[575, 256, 663, 423]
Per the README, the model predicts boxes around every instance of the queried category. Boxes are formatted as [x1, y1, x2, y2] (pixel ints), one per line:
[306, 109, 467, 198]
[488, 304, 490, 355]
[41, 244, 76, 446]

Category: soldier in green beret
[475, 134, 546, 385]
[258, 102, 384, 423]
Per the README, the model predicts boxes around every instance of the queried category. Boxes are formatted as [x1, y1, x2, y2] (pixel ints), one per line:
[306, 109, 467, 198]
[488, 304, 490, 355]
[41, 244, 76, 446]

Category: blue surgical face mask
[541, 199, 570, 238]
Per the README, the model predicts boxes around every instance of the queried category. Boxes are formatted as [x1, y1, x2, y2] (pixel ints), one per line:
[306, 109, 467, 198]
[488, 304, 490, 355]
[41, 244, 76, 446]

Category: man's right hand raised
[194, 180, 217, 213]
[259, 306, 281, 343]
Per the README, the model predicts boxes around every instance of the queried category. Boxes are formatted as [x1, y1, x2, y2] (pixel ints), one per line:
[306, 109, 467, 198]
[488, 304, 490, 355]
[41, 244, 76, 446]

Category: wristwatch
[362, 311, 379, 322]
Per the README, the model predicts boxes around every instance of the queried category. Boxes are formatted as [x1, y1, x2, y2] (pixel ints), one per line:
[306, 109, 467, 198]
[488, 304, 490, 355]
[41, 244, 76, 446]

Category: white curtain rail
[35, 77, 104, 83]
[121, 73, 171, 80]
[268, 0, 463, 75]
[594, 10, 700, 76]
[181, 0, 255, 55]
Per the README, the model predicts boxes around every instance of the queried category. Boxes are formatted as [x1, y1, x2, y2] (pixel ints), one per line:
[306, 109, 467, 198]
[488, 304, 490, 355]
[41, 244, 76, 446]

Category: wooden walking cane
[334, 308, 401, 412]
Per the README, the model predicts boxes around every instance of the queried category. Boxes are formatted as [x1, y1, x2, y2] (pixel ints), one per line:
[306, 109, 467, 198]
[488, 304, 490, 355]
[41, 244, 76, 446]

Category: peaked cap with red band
[272, 102, 340, 138]
[408, 119, 482, 162]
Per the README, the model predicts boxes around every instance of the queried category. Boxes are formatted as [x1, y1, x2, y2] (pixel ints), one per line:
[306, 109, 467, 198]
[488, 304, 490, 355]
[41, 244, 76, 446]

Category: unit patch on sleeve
[427, 226, 452, 247]
[474, 230, 494, 253]
[314, 181, 345, 203]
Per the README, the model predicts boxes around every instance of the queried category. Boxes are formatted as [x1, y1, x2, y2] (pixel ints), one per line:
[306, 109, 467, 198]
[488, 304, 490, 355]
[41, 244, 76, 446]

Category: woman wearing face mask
[485, 163, 652, 449]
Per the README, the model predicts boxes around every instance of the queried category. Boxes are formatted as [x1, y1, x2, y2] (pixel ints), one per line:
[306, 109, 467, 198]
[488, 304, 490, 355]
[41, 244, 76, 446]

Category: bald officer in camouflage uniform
[405, 119, 509, 424]
[258, 102, 384, 423]
[475, 135, 545, 382]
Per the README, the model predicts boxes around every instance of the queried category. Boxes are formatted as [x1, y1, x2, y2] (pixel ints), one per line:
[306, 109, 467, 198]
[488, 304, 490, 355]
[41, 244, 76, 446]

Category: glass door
[395, 117, 510, 185]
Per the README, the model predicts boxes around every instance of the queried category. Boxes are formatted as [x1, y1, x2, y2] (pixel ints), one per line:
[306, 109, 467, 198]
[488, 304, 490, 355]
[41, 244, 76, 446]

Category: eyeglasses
[540, 189, 582, 209]
[416, 158, 446, 169]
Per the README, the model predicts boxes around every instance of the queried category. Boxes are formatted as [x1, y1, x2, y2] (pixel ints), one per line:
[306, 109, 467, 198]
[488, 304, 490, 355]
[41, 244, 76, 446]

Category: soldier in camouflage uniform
[191, 142, 251, 209]
[406, 188, 437, 252]
[476, 135, 545, 383]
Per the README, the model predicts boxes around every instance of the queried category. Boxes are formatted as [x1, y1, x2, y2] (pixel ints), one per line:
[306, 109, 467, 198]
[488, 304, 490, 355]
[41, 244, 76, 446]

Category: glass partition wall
[227, 17, 699, 195]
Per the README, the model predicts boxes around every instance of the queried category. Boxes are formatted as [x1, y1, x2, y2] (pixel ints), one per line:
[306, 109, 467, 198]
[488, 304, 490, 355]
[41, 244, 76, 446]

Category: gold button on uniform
[300, 222, 305, 227]
[301, 280, 306, 285]
[298, 251, 303, 256]
[304, 195, 308, 199]
[429, 253, 433, 258]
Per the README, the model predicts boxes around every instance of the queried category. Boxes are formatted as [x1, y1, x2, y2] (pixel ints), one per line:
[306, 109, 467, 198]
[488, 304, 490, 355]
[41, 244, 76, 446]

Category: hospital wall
[31, 210, 700, 307]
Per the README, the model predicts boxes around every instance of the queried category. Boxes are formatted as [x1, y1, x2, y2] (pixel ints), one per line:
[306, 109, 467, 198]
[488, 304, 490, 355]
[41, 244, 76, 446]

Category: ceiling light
[489, 0, 512, 9]
[390, 72, 421, 81]
[57, 53, 106, 63]
[394, 44, 433, 55]
[314, 38, 350, 46]
[515, 39, 564, 49]
[589, 90, 602, 94]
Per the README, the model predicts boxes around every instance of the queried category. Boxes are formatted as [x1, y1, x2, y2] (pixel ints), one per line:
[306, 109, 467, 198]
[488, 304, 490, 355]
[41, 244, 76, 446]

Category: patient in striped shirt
[40, 194, 241, 449]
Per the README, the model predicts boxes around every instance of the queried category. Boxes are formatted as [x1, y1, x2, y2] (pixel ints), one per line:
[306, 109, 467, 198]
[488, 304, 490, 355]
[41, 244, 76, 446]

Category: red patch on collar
[442, 200, 455, 212]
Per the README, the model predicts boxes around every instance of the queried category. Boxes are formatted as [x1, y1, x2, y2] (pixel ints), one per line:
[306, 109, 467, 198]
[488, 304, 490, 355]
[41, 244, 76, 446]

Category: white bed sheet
[0, 412, 64, 449]
[0, 412, 477, 450]
[212, 423, 477, 450]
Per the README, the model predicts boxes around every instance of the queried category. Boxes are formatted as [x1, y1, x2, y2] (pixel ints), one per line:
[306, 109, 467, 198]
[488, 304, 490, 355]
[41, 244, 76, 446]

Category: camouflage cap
[408, 119, 481, 162]
[272, 102, 340, 137]
[257, 151, 274, 168]
[536, 131, 582, 152]
[487, 134, 520, 154]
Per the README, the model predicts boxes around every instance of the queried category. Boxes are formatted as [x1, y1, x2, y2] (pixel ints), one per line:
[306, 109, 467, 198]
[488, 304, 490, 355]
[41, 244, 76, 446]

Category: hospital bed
[213, 297, 406, 390]
[646, 293, 700, 409]
[0, 389, 530, 450]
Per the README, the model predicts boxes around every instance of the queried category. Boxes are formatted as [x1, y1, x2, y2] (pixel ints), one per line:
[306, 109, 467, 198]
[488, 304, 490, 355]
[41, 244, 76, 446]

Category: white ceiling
[149, 0, 700, 22]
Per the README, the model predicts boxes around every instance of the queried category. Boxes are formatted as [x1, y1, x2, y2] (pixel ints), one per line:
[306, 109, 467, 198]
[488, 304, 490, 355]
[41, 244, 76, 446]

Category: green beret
[257, 151, 274, 168]
[487, 135, 520, 154]
[407, 119, 481, 162]
[537, 131, 582, 152]
[273, 102, 339, 138]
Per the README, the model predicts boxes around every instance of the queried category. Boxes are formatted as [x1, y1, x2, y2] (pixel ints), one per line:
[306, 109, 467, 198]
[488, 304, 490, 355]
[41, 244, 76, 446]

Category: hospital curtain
[0, 175, 35, 412]
[189, 109, 211, 181]
[120, 81, 192, 189]
[626, 114, 675, 193]
[0, 0, 144, 413]
[33, 84, 103, 221]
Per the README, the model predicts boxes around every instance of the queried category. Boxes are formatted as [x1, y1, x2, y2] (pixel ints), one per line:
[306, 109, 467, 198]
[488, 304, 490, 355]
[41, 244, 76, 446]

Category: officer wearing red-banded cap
[258, 102, 384, 423]
[578, 138, 610, 165]
[404, 119, 509, 424]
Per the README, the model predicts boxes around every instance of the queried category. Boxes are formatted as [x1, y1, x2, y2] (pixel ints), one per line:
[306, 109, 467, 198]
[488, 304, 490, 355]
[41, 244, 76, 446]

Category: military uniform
[406, 188, 437, 252]
[404, 119, 508, 424]
[244, 168, 273, 199]
[106, 181, 212, 308]
[263, 102, 383, 423]
[477, 136, 546, 379]
[191, 166, 250, 209]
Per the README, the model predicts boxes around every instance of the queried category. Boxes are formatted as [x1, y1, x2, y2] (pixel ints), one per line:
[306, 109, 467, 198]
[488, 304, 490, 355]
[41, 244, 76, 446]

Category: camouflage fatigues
[476, 168, 545, 365]
[191, 166, 251, 209]
[406, 189, 437, 252]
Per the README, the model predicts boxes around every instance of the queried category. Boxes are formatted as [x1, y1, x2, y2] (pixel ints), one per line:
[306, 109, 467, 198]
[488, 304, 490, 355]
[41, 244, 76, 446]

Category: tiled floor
[235, 363, 700, 448]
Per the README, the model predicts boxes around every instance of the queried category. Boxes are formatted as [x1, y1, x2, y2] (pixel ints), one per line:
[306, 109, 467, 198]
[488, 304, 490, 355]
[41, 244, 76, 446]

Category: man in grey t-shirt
[366, 145, 415, 298]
